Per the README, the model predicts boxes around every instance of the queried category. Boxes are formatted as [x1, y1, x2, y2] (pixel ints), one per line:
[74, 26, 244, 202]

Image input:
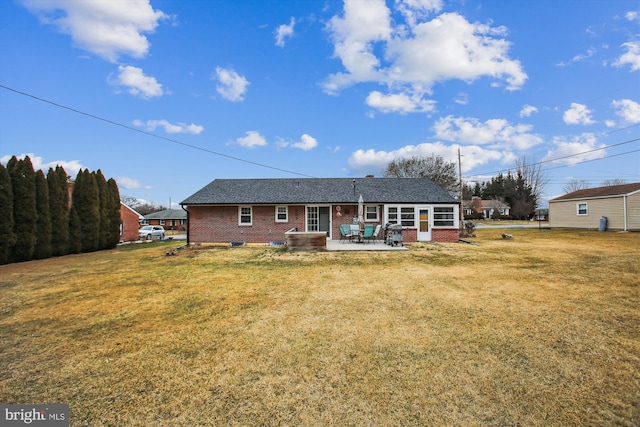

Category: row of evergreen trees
[0, 155, 121, 265]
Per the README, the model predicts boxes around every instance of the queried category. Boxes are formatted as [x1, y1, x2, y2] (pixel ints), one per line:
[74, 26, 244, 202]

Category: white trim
[275, 205, 288, 223]
[238, 206, 252, 226]
[576, 202, 588, 216]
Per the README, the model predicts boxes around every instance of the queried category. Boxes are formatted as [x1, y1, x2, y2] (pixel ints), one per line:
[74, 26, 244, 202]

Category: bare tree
[515, 155, 548, 203]
[602, 179, 627, 186]
[384, 154, 458, 196]
[562, 179, 590, 193]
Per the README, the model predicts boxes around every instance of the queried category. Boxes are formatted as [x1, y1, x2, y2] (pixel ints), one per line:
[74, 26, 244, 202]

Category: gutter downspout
[181, 204, 189, 245]
[623, 195, 628, 231]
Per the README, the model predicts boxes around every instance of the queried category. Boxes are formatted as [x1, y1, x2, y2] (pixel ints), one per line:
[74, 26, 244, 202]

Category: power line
[0, 84, 316, 178]
[464, 138, 639, 180]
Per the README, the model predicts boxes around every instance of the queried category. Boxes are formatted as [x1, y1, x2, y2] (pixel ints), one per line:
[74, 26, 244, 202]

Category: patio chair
[369, 224, 382, 243]
[362, 224, 374, 243]
[339, 224, 353, 243]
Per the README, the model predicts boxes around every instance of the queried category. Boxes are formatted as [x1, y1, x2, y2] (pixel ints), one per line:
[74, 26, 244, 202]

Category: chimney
[365, 174, 374, 178]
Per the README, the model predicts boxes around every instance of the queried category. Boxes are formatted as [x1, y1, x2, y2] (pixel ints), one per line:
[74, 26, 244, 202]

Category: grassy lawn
[1, 229, 638, 426]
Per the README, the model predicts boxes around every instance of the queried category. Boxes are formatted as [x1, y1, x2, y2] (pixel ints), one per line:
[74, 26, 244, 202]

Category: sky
[1, 0, 639, 208]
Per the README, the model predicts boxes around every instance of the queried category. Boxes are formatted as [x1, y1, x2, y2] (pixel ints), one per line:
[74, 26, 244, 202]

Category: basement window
[577, 203, 588, 216]
[239, 206, 252, 225]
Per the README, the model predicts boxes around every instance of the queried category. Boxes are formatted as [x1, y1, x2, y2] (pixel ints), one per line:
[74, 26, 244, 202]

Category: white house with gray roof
[180, 177, 461, 244]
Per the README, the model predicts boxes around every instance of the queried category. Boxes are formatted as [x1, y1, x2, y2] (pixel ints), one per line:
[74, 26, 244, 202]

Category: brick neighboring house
[120, 202, 143, 241]
[143, 209, 187, 230]
[463, 196, 510, 218]
[180, 177, 461, 245]
[549, 182, 640, 231]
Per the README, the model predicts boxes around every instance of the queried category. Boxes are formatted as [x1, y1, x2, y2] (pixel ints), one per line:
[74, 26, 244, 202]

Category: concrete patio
[326, 240, 408, 251]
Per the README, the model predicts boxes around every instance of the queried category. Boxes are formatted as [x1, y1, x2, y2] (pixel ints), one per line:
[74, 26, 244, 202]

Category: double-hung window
[275, 206, 288, 222]
[433, 207, 455, 227]
[365, 205, 379, 222]
[239, 206, 252, 225]
[387, 206, 416, 227]
[577, 203, 588, 216]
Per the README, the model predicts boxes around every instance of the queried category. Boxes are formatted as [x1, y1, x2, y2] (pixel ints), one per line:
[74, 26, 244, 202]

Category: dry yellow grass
[1, 229, 638, 426]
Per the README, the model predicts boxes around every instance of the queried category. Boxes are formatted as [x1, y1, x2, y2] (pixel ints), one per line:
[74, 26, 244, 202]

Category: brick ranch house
[180, 177, 461, 245]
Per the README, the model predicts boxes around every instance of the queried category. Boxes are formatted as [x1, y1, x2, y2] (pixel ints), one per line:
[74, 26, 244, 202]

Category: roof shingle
[550, 182, 640, 202]
[181, 178, 458, 205]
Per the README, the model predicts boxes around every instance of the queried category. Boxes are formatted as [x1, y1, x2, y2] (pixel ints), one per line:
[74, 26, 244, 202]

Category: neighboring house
[143, 209, 187, 230]
[120, 202, 143, 241]
[180, 178, 461, 244]
[549, 183, 640, 231]
[534, 208, 549, 221]
[463, 196, 510, 218]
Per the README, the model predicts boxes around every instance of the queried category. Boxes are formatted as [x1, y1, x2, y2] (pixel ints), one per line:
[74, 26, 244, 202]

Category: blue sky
[1, 0, 639, 208]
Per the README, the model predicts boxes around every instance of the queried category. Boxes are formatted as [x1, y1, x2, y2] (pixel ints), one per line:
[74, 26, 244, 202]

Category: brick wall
[188, 204, 460, 244]
[432, 228, 460, 243]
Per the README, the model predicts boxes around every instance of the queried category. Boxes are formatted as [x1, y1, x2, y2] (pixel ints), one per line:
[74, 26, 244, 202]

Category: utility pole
[458, 148, 464, 230]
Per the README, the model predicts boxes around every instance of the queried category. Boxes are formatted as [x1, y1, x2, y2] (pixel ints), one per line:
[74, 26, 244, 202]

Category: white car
[138, 225, 165, 240]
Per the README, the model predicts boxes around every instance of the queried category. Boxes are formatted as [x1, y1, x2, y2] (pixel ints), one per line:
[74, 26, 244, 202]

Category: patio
[326, 240, 408, 251]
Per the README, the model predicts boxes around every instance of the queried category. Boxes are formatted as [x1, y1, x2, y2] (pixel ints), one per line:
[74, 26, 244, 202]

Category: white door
[417, 207, 431, 241]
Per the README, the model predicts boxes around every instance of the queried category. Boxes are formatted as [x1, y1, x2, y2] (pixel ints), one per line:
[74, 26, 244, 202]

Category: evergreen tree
[47, 166, 70, 256]
[68, 203, 82, 254]
[94, 170, 110, 250]
[33, 170, 52, 259]
[107, 178, 122, 248]
[0, 163, 17, 264]
[8, 156, 37, 262]
[73, 169, 100, 252]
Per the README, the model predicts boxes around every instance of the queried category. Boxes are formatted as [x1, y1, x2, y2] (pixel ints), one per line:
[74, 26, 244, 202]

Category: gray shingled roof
[144, 209, 187, 220]
[181, 178, 458, 205]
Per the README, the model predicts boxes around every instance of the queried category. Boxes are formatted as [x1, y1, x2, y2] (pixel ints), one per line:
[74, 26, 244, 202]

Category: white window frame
[365, 205, 379, 222]
[433, 206, 455, 227]
[238, 206, 253, 226]
[275, 205, 288, 223]
[160, 219, 166, 226]
[576, 202, 588, 216]
[385, 205, 416, 227]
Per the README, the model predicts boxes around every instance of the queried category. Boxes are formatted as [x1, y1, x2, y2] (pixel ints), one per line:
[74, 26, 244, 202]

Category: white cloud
[1, 153, 83, 177]
[323, 2, 527, 103]
[563, 103, 595, 125]
[625, 11, 638, 21]
[20, 0, 168, 62]
[133, 119, 204, 134]
[111, 65, 163, 98]
[214, 67, 250, 102]
[611, 99, 640, 123]
[347, 141, 507, 175]
[277, 134, 319, 151]
[232, 131, 267, 148]
[543, 133, 606, 166]
[292, 134, 318, 151]
[432, 115, 543, 150]
[275, 17, 295, 47]
[366, 90, 436, 114]
[519, 104, 538, 117]
[117, 176, 152, 189]
[614, 41, 640, 71]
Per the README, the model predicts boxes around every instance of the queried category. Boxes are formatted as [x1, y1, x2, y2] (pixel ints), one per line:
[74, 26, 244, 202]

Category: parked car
[138, 225, 165, 240]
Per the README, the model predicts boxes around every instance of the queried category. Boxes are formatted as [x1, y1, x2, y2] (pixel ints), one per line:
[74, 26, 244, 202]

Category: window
[275, 206, 288, 222]
[577, 203, 588, 216]
[160, 219, 166, 226]
[433, 207, 455, 227]
[239, 206, 252, 225]
[388, 207, 398, 224]
[365, 205, 379, 221]
[400, 207, 415, 227]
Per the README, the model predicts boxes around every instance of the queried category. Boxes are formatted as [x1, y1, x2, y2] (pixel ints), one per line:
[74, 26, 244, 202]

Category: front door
[307, 206, 331, 237]
[417, 208, 431, 241]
